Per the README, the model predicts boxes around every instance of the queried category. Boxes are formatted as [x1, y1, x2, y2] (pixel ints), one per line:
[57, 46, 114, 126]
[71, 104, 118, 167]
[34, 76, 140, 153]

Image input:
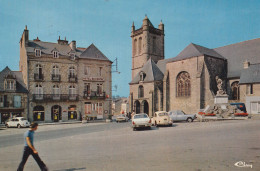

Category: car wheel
[5, 124, 9, 128]
[187, 118, 193, 123]
[17, 124, 21, 129]
[155, 121, 158, 127]
[133, 127, 136, 131]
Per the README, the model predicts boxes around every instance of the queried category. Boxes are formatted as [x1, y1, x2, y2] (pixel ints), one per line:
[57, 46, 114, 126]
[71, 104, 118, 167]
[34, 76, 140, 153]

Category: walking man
[17, 123, 48, 171]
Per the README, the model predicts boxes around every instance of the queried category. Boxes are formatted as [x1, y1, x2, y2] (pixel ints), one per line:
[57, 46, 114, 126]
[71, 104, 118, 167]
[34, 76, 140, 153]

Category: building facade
[19, 26, 112, 122]
[129, 16, 260, 116]
[0, 67, 28, 124]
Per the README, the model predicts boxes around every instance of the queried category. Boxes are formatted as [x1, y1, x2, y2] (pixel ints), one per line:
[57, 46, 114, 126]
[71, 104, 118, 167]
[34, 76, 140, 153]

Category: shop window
[68, 105, 77, 120]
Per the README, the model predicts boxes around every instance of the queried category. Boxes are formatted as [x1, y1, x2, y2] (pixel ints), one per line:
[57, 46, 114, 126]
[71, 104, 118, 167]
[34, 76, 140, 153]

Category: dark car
[230, 103, 247, 113]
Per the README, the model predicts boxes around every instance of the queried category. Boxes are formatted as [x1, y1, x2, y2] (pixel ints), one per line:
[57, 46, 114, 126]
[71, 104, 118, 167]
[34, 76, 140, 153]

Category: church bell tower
[131, 15, 165, 79]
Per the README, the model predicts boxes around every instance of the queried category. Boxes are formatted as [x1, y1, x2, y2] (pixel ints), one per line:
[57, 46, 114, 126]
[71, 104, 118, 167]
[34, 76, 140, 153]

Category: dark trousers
[17, 146, 47, 171]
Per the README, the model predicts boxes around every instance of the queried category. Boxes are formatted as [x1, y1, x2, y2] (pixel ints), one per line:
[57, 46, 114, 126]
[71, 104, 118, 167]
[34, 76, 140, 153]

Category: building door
[33, 106, 45, 121]
[68, 105, 77, 120]
[51, 105, 62, 122]
[143, 100, 149, 115]
[134, 101, 140, 114]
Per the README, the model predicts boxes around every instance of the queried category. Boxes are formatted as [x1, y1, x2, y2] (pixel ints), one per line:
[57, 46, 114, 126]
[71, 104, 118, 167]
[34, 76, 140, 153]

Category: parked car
[132, 113, 152, 130]
[152, 111, 172, 126]
[5, 117, 30, 128]
[230, 103, 248, 116]
[116, 114, 129, 122]
[168, 110, 196, 122]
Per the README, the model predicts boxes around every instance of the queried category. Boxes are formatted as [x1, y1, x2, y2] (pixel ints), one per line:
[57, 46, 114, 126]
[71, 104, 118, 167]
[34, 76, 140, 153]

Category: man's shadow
[54, 167, 86, 171]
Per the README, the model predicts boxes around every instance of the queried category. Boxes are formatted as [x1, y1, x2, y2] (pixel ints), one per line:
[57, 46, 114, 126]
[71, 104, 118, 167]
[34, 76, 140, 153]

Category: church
[129, 16, 260, 116]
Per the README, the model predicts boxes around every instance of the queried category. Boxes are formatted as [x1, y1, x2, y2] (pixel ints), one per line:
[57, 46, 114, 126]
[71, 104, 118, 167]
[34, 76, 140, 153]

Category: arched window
[69, 66, 75, 77]
[176, 71, 191, 97]
[138, 85, 144, 98]
[35, 84, 43, 99]
[153, 37, 156, 53]
[53, 85, 60, 99]
[138, 37, 142, 54]
[52, 65, 59, 75]
[133, 39, 137, 56]
[69, 85, 76, 100]
[231, 81, 240, 100]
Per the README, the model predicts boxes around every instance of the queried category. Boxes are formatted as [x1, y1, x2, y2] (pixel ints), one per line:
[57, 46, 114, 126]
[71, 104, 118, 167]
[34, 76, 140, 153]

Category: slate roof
[130, 58, 164, 84]
[26, 40, 111, 62]
[239, 63, 260, 84]
[80, 44, 111, 62]
[171, 43, 224, 62]
[214, 38, 260, 78]
[0, 67, 28, 93]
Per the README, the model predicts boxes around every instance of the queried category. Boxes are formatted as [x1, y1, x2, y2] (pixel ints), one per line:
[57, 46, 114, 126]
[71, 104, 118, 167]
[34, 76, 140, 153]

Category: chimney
[23, 25, 29, 46]
[33, 37, 40, 41]
[69, 40, 76, 51]
[243, 60, 250, 69]
[57, 36, 68, 45]
[158, 20, 164, 31]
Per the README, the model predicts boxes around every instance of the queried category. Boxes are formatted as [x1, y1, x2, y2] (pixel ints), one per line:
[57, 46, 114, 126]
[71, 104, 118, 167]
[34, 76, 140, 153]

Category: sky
[0, 0, 260, 97]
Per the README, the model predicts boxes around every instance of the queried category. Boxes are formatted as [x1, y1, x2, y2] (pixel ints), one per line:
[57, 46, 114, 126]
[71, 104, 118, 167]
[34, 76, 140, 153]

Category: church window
[138, 37, 142, 54]
[139, 72, 146, 81]
[133, 39, 137, 56]
[176, 71, 191, 97]
[153, 37, 156, 53]
[246, 84, 253, 95]
[138, 85, 144, 98]
[231, 81, 239, 100]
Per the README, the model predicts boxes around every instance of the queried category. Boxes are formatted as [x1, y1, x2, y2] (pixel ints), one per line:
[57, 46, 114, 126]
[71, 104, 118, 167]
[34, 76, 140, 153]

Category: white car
[116, 114, 129, 122]
[6, 117, 30, 128]
[168, 110, 196, 122]
[132, 113, 152, 131]
[152, 111, 172, 126]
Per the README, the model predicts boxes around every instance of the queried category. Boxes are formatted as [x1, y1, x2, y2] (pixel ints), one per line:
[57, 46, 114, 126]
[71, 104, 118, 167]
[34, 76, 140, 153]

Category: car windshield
[21, 118, 26, 121]
[134, 114, 148, 119]
[158, 113, 168, 116]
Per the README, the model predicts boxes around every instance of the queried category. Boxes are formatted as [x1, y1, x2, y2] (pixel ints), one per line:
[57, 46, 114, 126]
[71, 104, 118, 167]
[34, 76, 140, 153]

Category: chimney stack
[57, 36, 68, 45]
[69, 40, 76, 51]
[243, 60, 250, 69]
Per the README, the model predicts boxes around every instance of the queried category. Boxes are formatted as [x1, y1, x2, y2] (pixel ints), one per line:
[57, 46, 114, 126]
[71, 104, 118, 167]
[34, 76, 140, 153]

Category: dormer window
[140, 72, 146, 81]
[4, 80, 16, 90]
[70, 53, 75, 60]
[53, 51, 59, 58]
[35, 49, 41, 57]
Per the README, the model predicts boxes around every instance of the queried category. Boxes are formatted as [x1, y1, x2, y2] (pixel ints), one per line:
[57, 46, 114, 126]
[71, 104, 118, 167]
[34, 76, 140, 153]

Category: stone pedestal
[214, 95, 228, 104]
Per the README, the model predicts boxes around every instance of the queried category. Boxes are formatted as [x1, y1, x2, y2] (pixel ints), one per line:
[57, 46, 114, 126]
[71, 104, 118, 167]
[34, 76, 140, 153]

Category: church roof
[80, 44, 111, 62]
[130, 58, 164, 84]
[239, 63, 260, 84]
[171, 43, 224, 62]
[214, 38, 260, 78]
[0, 67, 28, 93]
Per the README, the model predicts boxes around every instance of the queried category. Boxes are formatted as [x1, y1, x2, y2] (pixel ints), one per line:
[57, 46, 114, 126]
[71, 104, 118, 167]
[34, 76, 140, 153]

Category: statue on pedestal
[215, 76, 226, 96]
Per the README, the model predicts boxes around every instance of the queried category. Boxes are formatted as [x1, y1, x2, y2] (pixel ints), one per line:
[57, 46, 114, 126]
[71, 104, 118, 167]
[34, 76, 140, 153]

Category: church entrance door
[134, 101, 140, 114]
[142, 100, 149, 115]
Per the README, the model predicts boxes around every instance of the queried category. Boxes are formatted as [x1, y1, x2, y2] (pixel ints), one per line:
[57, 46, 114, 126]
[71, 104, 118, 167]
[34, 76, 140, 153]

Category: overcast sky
[0, 0, 260, 97]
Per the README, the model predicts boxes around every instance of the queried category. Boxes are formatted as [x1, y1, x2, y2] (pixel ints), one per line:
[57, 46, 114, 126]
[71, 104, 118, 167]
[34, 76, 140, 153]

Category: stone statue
[215, 76, 226, 96]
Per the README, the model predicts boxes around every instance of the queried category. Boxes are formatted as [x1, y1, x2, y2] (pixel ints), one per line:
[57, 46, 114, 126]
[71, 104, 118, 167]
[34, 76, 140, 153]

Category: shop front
[51, 105, 62, 122]
[33, 105, 45, 121]
[68, 105, 77, 120]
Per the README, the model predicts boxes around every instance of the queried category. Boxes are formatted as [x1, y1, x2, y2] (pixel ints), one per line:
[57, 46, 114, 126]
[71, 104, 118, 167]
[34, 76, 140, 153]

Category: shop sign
[83, 77, 104, 81]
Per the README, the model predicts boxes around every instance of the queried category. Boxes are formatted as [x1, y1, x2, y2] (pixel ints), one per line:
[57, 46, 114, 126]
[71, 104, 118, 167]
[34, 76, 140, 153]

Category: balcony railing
[34, 73, 44, 81]
[0, 101, 23, 108]
[52, 74, 61, 82]
[68, 74, 77, 82]
[32, 94, 79, 102]
[83, 91, 106, 100]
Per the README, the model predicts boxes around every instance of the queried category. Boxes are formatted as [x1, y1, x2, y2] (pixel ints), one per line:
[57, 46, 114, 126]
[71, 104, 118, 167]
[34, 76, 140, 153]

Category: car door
[171, 111, 177, 121]
[176, 111, 183, 121]
[10, 119, 16, 127]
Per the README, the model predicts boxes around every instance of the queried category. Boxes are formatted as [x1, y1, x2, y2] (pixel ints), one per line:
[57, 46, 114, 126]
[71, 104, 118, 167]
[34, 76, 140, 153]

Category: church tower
[131, 16, 165, 79]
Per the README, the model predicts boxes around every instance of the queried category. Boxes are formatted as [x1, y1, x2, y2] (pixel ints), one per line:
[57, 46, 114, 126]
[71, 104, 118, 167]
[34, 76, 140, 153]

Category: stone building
[0, 67, 28, 123]
[19, 26, 112, 122]
[129, 16, 260, 116]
